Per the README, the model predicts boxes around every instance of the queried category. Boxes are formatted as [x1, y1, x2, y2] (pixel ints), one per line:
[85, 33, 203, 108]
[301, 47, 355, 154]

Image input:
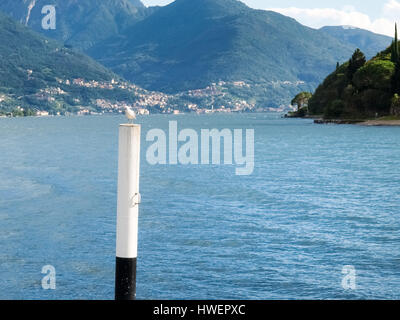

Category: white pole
[115, 124, 141, 300]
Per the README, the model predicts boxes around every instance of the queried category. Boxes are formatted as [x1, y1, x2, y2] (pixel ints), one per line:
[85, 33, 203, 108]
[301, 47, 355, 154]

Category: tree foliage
[391, 23, 399, 63]
[347, 49, 366, 81]
[391, 94, 400, 116]
[392, 24, 400, 94]
[308, 38, 398, 119]
[291, 92, 312, 111]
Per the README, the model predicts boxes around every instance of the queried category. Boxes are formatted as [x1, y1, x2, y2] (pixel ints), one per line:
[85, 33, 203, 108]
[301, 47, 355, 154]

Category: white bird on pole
[125, 106, 136, 124]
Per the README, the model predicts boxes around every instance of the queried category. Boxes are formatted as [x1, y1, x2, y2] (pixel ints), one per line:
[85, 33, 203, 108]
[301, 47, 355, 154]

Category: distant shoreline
[358, 120, 400, 126]
[314, 119, 400, 126]
[0, 110, 281, 119]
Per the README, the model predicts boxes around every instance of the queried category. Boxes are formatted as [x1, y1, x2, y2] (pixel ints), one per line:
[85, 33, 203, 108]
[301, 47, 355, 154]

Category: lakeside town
[0, 77, 295, 118]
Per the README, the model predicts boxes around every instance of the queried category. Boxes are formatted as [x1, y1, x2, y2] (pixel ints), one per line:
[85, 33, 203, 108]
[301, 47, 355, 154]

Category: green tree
[23, 108, 36, 117]
[291, 92, 313, 111]
[393, 63, 400, 94]
[11, 108, 24, 117]
[391, 94, 400, 116]
[353, 60, 395, 91]
[347, 49, 366, 81]
[391, 23, 399, 63]
[392, 23, 400, 94]
[324, 99, 345, 119]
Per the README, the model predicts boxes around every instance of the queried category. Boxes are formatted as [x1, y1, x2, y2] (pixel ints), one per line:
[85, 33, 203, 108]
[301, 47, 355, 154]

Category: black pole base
[115, 257, 137, 300]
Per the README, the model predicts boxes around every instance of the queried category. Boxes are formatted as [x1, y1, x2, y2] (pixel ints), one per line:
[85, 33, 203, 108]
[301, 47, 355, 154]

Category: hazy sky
[141, 0, 399, 36]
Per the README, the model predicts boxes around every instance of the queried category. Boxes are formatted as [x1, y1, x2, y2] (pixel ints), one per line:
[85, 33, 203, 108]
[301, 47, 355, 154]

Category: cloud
[382, 0, 400, 20]
[267, 0, 399, 37]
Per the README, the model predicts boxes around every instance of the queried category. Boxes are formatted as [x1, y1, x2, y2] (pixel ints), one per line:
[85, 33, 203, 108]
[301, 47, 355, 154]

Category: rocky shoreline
[314, 119, 364, 125]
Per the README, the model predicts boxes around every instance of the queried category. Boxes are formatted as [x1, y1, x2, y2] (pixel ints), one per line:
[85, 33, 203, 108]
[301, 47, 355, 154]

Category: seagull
[125, 106, 136, 124]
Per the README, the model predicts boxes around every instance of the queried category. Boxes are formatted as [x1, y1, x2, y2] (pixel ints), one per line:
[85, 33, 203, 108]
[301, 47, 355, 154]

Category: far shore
[358, 120, 400, 126]
[313, 118, 400, 126]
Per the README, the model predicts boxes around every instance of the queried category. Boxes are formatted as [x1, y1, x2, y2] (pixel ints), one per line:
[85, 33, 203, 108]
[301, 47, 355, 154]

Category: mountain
[0, 11, 139, 115]
[0, 10, 261, 116]
[0, 0, 148, 51]
[320, 26, 393, 59]
[0, 0, 394, 109]
[0, 9, 268, 116]
[88, 0, 359, 106]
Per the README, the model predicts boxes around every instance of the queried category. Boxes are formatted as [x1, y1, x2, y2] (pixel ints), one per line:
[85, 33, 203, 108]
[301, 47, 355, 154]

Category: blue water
[0, 113, 400, 300]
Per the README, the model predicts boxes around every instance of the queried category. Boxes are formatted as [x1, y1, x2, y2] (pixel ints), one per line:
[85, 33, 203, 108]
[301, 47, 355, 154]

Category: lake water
[0, 113, 400, 300]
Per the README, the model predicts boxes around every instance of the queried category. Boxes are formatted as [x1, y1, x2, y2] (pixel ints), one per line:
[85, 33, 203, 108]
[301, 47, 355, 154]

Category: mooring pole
[115, 124, 141, 300]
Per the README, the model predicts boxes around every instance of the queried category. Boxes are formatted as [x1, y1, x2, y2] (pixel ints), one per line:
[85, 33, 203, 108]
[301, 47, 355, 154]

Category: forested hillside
[308, 26, 400, 119]
[0, 12, 136, 115]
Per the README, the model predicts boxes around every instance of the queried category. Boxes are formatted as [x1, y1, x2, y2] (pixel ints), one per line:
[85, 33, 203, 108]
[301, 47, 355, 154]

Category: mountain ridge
[0, 0, 149, 50]
[0, 11, 267, 116]
[320, 25, 393, 59]
[87, 0, 356, 106]
[0, 0, 396, 109]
